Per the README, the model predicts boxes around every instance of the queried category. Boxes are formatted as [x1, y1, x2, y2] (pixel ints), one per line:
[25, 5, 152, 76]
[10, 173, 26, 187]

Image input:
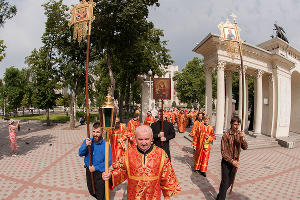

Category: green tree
[173, 57, 206, 106]
[42, 0, 94, 128]
[91, 0, 169, 97]
[0, 40, 6, 61]
[0, 0, 17, 26]
[25, 48, 59, 125]
[3, 67, 26, 115]
[0, 79, 5, 114]
[0, 0, 17, 62]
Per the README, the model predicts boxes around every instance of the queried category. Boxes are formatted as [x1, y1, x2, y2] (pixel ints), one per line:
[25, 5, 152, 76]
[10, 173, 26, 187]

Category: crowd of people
[78, 107, 248, 200]
[6, 106, 247, 199]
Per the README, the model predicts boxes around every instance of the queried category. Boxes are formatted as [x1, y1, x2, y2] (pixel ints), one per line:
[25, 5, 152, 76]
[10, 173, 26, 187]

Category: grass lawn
[8, 112, 100, 123]
[10, 113, 70, 123]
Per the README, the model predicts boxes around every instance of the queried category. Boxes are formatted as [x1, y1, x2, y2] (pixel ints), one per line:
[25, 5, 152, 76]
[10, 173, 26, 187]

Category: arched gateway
[193, 34, 300, 139]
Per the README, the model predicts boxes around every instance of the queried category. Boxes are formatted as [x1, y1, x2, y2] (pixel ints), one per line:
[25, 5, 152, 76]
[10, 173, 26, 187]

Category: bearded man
[79, 122, 112, 200]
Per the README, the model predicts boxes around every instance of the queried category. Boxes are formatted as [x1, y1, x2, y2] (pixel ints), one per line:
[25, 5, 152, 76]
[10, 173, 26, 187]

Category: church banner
[153, 78, 171, 100]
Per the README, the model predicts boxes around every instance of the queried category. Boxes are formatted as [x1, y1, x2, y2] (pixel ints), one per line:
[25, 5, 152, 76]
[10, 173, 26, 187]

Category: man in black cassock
[151, 109, 176, 161]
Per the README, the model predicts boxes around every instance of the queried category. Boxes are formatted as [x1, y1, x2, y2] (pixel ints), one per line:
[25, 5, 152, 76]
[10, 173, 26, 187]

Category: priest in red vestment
[102, 125, 181, 200]
[177, 110, 186, 133]
[110, 117, 127, 163]
[119, 113, 140, 150]
[143, 111, 155, 126]
[190, 112, 204, 137]
[192, 115, 215, 177]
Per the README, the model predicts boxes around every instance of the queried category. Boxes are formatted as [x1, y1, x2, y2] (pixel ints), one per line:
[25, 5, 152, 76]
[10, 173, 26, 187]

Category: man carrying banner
[151, 109, 176, 160]
[79, 122, 112, 199]
[216, 116, 248, 200]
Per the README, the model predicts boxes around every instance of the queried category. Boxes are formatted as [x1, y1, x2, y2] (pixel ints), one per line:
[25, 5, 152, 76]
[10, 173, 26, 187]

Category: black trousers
[86, 168, 105, 200]
[154, 141, 171, 161]
[216, 159, 236, 200]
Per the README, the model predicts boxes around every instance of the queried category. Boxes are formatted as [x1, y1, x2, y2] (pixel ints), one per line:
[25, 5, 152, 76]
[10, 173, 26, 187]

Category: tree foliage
[3, 67, 27, 114]
[173, 57, 206, 106]
[0, 40, 6, 61]
[0, 0, 17, 27]
[25, 48, 59, 125]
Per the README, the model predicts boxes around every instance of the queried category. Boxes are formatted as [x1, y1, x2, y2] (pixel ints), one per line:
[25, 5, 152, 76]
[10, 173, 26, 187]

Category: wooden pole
[85, 22, 95, 194]
[161, 99, 164, 146]
[230, 24, 244, 194]
[104, 128, 110, 200]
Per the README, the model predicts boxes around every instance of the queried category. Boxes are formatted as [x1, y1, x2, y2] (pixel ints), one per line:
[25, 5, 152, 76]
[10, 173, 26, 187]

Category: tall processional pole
[69, 0, 96, 194]
[218, 13, 245, 193]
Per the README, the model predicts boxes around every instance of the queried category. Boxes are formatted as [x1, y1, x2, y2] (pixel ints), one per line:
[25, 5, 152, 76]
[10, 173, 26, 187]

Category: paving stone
[0, 120, 299, 200]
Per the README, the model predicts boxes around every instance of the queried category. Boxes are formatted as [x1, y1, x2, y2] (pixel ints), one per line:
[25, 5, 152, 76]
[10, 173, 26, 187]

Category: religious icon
[153, 78, 171, 100]
[224, 28, 236, 41]
[218, 14, 242, 58]
[68, 0, 96, 43]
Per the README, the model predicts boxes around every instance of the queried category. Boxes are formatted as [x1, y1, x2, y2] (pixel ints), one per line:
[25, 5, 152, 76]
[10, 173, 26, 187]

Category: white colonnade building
[193, 34, 300, 138]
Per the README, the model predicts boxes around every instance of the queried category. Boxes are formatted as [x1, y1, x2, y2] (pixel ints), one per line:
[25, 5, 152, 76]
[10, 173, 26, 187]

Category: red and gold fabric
[143, 116, 155, 126]
[119, 119, 140, 150]
[110, 145, 181, 200]
[171, 112, 176, 125]
[190, 120, 203, 137]
[192, 124, 215, 172]
[177, 113, 186, 133]
[110, 123, 127, 163]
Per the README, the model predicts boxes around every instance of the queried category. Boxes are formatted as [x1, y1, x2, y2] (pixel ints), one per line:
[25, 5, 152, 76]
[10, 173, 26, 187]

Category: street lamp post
[144, 70, 153, 112]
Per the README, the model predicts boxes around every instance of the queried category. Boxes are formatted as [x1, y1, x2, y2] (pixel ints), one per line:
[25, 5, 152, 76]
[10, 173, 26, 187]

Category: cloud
[149, 0, 300, 70]
[1, 0, 300, 78]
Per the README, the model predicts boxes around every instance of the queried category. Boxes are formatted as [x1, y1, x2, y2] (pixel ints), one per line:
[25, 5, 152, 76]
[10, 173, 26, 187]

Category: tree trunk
[23, 107, 25, 116]
[119, 91, 124, 122]
[69, 90, 75, 129]
[125, 82, 131, 114]
[46, 108, 50, 126]
[107, 45, 115, 97]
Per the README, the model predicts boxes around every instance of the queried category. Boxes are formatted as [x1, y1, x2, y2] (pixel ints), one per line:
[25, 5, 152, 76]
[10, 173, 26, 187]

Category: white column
[268, 74, 275, 137]
[245, 74, 249, 132]
[215, 61, 226, 135]
[238, 66, 247, 130]
[254, 69, 263, 135]
[205, 66, 213, 117]
[225, 71, 233, 129]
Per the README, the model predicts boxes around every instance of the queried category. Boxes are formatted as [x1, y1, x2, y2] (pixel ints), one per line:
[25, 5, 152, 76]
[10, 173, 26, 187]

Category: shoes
[12, 154, 16, 157]
[200, 172, 206, 177]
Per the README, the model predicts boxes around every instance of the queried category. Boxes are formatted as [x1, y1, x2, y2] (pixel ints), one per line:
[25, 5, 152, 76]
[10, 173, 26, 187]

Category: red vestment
[177, 113, 186, 133]
[143, 116, 155, 126]
[110, 123, 127, 163]
[192, 124, 215, 172]
[110, 145, 181, 199]
[171, 112, 176, 125]
[119, 119, 140, 150]
[190, 120, 203, 137]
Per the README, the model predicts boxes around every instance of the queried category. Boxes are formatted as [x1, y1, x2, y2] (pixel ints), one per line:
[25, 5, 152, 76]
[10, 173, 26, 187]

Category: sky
[1, 0, 300, 78]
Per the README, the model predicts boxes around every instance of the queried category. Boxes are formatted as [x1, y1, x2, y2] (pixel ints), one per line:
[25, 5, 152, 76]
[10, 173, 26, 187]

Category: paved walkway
[0, 121, 299, 200]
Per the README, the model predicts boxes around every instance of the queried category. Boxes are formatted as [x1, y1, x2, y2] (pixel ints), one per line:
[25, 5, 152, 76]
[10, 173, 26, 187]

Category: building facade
[193, 34, 300, 138]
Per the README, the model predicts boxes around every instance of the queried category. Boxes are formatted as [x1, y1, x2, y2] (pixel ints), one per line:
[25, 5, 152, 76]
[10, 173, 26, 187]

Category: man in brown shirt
[216, 116, 248, 200]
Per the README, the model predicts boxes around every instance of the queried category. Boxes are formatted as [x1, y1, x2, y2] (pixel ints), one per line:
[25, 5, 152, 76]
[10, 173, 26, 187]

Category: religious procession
[1, 0, 300, 200]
